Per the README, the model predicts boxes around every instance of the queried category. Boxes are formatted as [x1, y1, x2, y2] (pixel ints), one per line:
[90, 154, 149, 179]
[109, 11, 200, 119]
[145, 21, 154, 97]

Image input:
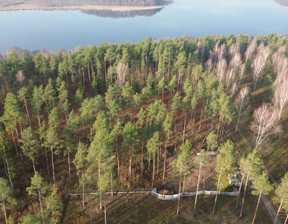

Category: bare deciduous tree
[235, 86, 249, 132]
[250, 103, 282, 150]
[245, 38, 257, 62]
[273, 75, 288, 120]
[116, 62, 129, 87]
[252, 44, 270, 90]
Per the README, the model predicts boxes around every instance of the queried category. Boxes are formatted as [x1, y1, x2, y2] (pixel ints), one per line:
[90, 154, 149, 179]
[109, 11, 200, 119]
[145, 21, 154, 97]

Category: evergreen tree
[251, 172, 273, 224]
[0, 178, 17, 224]
[274, 173, 288, 224]
[173, 140, 191, 215]
[213, 140, 235, 214]
[193, 151, 210, 216]
[26, 172, 49, 223]
[19, 127, 40, 173]
[73, 142, 88, 206]
[146, 131, 161, 188]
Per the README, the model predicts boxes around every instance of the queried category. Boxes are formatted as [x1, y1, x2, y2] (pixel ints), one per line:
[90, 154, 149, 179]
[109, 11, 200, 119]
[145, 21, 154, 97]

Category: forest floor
[63, 192, 270, 224]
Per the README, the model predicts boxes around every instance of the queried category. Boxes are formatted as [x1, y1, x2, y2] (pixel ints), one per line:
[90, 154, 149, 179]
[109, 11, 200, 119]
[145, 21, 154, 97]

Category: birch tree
[235, 86, 249, 132]
[273, 75, 288, 120]
[252, 44, 270, 90]
[250, 103, 282, 151]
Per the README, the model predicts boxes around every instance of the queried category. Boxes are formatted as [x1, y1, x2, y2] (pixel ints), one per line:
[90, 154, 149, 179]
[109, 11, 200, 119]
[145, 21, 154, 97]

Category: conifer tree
[173, 140, 191, 215]
[18, 86, 31, 125]
[146, 131, 161, 188]
[32, 85, 44, 128]
[213, 140, 235, 214]
[26, 172, 49, 223]
[193, 151, 210, 216]
[73, 142, 88, 206]
[251, 172, 273, 224]
[0, 178, 17, 224]
[19, 127, 40, 173]
[274, 173, 288, 224]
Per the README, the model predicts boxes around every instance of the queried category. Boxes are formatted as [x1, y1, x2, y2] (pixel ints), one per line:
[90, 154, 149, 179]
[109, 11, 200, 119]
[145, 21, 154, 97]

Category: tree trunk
[213, 169, 222, 214]
[5, 159, 13, 189]
[235, 103, 243, 133]
[32, 158, 36, 174]
[177, 172, 182, 215]
[39, 192, 45, 224]
[274, 198, 283, 224]
[140, 141, 144, 185]
[11, 132, 19, 155]
[252, 192, 262, 224]
[236, 175, 244, 208]
[51, 147, 56, 186]
[163, 140, 168, 180]
[44, 147, 50, 176]
[99, 163, 102, 209]
[104, 204, 108, 224]
[68, 151, 71, 178]
[152, 150, 156, 189]
[37, 115, 42, 128]
[117, 148, 120, 184]
[129, 148, 133, 189]
[110, 171, 113, 196]
[2, 199, 8, 224]
[182, 113, 187, 145]
[284, 214, 288, 224]
[24, 100, 31, 126]
[193, 165, 202, 216]
[157, 146, 160, 175]
[82, 171, 85, 206]
[240, 174, 250, 217]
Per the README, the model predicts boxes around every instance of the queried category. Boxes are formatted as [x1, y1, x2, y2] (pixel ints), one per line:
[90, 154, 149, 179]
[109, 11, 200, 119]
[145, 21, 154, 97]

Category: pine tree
[251, 172, 273, 224]
[213, 140, 235, 214]
[173, 140, 192, 215]
[18, 86, 31, 125]
[0, 178, 17, 224]
[146, 131, 161, 188]
[274, 173, 288, 224]
[19, 127, 40, 173]
[73, 142, 88, 206]
[26, 172, 49, 223]
[32, 85, 44, 128]
[193, 151, 210, 216]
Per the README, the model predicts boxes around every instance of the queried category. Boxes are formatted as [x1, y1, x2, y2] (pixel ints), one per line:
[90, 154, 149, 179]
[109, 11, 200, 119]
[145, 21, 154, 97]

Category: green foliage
[19, 127, 40, 163]
[252, 172, 273, 196]
[0, 177, 17, 215]
[206, 131, 218, 151]
[147, 131, 161, 155]
[215, 140, 235, 191]
[173, 140, 192, 176]
[26, 172, 50, 198]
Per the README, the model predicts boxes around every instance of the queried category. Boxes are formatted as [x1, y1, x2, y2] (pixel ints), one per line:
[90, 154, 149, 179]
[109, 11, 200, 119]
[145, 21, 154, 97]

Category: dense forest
[0, 33, 288, 224]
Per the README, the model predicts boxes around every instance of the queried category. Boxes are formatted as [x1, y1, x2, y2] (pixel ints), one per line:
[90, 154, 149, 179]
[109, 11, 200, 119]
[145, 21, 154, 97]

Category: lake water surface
[0, 0, 288, 52]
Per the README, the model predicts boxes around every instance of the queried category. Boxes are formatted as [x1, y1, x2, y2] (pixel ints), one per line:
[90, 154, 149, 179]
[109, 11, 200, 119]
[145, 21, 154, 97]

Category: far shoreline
[0, 4, 168, 12]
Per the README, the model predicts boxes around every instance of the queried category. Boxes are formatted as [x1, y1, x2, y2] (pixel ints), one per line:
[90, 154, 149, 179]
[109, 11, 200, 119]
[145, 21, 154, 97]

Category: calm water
[0, 0, 288, 52]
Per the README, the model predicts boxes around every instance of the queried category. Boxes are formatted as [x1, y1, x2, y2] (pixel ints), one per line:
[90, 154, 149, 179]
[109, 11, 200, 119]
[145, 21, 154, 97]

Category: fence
[151, 188, 239, 200]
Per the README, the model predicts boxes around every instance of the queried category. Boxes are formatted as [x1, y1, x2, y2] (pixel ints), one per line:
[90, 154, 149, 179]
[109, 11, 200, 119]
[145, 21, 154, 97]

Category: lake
[0, 0, 288, 52]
